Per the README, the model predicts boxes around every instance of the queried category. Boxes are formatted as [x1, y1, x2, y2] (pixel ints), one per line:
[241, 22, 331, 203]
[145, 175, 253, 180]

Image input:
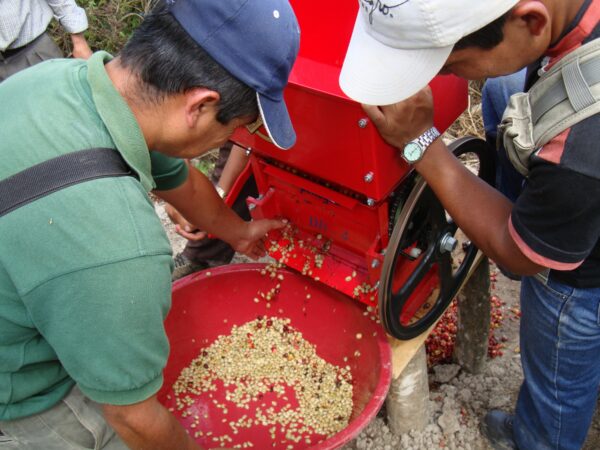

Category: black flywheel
[379, 137, 495, 340]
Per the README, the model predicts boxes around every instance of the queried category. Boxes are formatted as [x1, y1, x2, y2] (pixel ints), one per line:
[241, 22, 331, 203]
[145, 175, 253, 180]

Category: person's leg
[482, 72, 527, 136]
[0, 386, 128, 449]
[0, 32, 63, 82]
[481, 71, 527, 203]
[513, 276, 600, 450]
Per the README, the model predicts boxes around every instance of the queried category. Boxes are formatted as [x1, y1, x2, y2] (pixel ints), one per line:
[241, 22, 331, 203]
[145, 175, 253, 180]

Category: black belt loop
[0, 148, 136, 218]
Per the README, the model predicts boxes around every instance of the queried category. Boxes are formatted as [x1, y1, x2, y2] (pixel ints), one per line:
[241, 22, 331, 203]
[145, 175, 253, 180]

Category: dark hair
[453, 12, 510, 51]
[119, 4, 257, 124]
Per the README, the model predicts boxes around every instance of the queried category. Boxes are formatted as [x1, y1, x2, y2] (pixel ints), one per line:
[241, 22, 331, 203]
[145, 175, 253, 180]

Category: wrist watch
[401, 127, 441, 164]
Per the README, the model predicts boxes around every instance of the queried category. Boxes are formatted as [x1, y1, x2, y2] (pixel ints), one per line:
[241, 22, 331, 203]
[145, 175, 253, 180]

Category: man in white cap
[0, 0, 299, 448]
[340, 1, 600, 449]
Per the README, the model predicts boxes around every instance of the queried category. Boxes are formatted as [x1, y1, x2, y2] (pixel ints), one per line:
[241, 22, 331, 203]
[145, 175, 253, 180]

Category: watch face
[404, 142, 423, 162]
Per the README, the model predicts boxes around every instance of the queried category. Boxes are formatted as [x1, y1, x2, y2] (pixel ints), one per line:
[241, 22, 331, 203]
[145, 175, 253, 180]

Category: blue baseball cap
[168, 0, 300, 150]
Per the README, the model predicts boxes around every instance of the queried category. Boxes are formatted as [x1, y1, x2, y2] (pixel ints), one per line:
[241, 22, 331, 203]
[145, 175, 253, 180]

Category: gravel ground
[156, 202, 600, 450]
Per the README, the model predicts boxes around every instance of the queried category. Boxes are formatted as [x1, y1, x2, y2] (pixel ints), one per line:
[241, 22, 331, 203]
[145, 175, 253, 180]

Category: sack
[499, 38, 600, 176]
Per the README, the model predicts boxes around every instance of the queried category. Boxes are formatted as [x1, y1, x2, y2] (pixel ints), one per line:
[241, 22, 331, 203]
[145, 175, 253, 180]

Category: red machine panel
[232, 0, 467, 202]
[228, 0, 469, 310]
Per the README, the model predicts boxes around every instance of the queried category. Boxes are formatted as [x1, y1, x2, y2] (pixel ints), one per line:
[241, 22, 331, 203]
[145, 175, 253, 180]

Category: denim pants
[514, 275, 600, 450]
[0, 386, 127, 449]
[481, 71, 527, 202]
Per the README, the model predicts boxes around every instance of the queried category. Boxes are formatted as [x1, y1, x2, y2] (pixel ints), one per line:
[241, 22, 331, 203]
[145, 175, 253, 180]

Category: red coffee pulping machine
[229, 1, 494, 340]
[159, 2, 495, 447]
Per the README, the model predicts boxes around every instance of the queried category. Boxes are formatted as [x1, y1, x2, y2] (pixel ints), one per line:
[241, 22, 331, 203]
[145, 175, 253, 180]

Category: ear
[510, 1, 550, 37]
[183, 88, 220, 129]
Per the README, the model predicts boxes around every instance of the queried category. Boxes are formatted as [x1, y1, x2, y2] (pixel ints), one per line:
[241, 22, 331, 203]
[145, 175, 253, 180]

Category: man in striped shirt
[0, 0, 92, 81]
[341, 0, 600, 449]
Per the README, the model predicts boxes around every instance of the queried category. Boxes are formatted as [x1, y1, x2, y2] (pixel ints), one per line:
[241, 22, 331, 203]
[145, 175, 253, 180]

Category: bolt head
[364, 172, 374, 183]
[358, 118, 368, 128]
[440, 234, 458, 253]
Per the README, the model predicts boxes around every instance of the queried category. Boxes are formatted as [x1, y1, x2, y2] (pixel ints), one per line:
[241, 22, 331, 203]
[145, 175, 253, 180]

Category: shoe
[172, 253, 208, 281]
[481, 410, 518, 450]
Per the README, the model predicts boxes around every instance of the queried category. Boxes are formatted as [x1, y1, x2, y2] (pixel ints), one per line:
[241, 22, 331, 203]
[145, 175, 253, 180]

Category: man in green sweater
[0, 1, 299, 449]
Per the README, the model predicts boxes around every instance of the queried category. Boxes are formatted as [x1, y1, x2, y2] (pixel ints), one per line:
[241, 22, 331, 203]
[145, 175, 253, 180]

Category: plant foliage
[50, 0, 158, 55]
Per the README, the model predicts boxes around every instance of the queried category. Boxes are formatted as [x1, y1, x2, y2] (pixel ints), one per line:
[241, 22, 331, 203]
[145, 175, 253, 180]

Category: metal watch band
[416, 127, 441, 149]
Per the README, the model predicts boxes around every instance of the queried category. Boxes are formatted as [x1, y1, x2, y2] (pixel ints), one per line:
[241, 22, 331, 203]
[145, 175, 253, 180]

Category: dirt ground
[341, 270, 600, 450]
[156, 202, 600, 450]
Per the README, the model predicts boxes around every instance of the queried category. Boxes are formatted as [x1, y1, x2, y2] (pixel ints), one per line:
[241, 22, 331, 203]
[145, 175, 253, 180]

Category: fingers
[165, 204, 198, 234]
[360, 87, 435, 149]
[164, 203, 179, 222]
[185, 231, 208, 241]
[250, 219, 287, 239]
[256, 238, 266, 255]
[362, 104, 385, 125]
[175, 225, 207, 241]
[265, 218, 287, 231]
[245, 243, 266, 260]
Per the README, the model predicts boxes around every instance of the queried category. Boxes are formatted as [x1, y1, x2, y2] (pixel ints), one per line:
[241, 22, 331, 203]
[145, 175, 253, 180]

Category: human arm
[216, 144, 249, 196]
[46, 0, 92, 58]
[154, 163, 284, 259]
[69, 32, 92, 59]
[163, 145, 249, 241]
[103, 396, 205, 450]
[362, 87, 545, 275]
[164, 201, 208, 241]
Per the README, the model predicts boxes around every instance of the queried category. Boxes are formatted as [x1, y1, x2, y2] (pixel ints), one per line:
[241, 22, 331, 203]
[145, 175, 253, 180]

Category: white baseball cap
[339, 0, 519, 105]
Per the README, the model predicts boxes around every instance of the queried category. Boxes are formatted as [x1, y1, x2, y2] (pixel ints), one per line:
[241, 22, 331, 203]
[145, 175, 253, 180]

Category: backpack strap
[532, 54, 600, 123]
[499, 38, 600, 176]
[0, 148, 135, 218]
[531, 38, 600, 148]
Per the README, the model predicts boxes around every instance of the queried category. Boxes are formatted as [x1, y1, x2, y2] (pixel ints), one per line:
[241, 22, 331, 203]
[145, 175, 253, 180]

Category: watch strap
[416, 127, 441, 150]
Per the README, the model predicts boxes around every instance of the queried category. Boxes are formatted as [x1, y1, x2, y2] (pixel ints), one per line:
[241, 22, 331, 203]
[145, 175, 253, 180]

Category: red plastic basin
[158, 263, 392, 449]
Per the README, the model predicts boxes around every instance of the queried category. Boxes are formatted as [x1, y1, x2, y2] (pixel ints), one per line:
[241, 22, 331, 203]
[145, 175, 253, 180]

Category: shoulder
[535, 113, 600, 180]
[0, 176, 172, 296]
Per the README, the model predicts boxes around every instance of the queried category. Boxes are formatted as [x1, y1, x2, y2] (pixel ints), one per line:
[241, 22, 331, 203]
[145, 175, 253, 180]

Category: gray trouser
[0, 32, 63, 82]
[0, 386, 128, 449]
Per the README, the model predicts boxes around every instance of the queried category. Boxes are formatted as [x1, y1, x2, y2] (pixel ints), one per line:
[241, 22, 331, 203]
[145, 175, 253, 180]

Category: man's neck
[549, 0, 588, 43]
[104, 58, 164, 150]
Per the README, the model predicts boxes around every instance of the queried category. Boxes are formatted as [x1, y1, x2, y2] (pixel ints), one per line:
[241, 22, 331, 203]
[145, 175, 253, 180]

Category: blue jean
[481, 71, 527, 202]
[514, 275, 600, 450]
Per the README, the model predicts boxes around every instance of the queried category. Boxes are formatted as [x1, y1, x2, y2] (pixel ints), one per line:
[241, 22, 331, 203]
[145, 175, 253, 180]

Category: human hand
[70, 33, 93, 59]
[164, 203, 208, 241]
[362, 86, 435, 149]
[233, 219, 287, 260]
